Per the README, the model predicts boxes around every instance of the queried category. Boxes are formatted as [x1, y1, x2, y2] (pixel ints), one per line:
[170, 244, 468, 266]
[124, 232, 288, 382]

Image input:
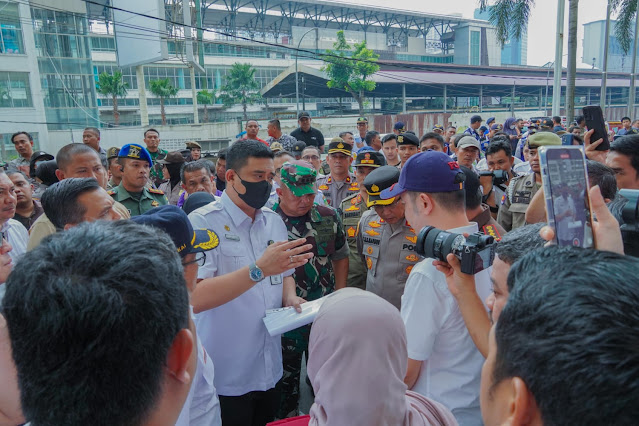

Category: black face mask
[232, 174, 272, 210]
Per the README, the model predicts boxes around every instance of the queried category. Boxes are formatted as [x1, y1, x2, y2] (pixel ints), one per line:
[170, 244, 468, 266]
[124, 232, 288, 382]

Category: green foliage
[611, 0, 638, 54]
[96, 71, 128, 125]
[219, 63, 262, 119]
[197, 89, 215, 105]
[479, 0, 532, 46]
[149, 78, 179, 99]
[322, 30, 380, 114]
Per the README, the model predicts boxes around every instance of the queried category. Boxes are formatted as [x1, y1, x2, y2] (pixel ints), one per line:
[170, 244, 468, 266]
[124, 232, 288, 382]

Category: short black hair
[575, 115, 585, 125]
[180, 159, 212, 184]
[144, 128, 160, 137]
[274, 151, 293, 160]
[302, 145, 321, 156]
[35, 160, 59, 186]
[84, 127, 100, 137]
[56, 143, 100, 172]
[621, 116, 631, 122]
[419, 132, 445, 148]
[226, 139, 274, 172]
[217, 147, 228, 160]
[268, 119, 281, 131]
[610, 135, 639, 176]
[11, 131, 32, 144]
[41, 178, 101, 229]
[485, 140, 512, 158]
[382, 133, 397, 144]
[494, 223, 545, 271]
[338, 131, 353, 139]
[2, 220, 189, 426]
[586, 160, 617, 200]
[492, 132, 510, 140]
[552, 116, 561, 124]
[365, 130, 380, 145]
[460, 166, 482, 209]
[7, 170, 30, 181]
[406, 189, 466, 212]
[496, 246, 639, 425]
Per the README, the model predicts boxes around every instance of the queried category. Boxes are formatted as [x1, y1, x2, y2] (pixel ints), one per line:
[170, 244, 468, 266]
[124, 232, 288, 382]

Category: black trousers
[219, 386, 281, 426]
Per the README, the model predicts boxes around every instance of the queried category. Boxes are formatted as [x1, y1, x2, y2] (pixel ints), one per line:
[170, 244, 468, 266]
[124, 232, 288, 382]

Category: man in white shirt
[188, 139, 312, 426]
[0, 173, 27, 262]
[380, 150, 491, 426]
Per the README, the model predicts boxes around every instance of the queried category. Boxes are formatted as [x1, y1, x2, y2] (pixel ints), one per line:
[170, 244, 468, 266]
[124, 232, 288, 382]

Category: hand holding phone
[582, 105, 610, 151]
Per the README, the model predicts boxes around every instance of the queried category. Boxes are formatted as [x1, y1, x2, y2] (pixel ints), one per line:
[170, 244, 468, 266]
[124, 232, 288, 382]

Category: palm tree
[197, 89, 215, 123]
[480, 0, 638, 123]
[149, 78, 179, 126]
[96, 71, 128, 126]
[219, 63, 262, 120]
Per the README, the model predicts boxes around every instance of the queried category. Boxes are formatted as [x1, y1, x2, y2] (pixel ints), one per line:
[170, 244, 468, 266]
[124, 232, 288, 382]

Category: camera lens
[416, 226, 465, 261]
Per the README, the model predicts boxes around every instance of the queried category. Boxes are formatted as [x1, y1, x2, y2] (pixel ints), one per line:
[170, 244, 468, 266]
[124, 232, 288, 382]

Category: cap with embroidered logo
[396, 132, 419, 147]
[157, 151, 186, 165]
[354, 150, 386, 168]
[106, 147, 120, 159]
[357, 117, 368, 124]
[432, 124, 444, 131]
[380, 151, 466, 199]
[364, 166, 400, 207]
[292, 140, 307, 153]
[328, 139, 353, 156]
[118, 144, 153, 168]
[394, 121, 406, 131]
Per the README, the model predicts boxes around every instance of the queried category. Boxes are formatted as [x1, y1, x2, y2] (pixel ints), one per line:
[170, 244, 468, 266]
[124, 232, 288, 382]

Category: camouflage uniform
[148, 149, 168, 187]
[272, 161, 349, 418]
[339, 192, 368, 289]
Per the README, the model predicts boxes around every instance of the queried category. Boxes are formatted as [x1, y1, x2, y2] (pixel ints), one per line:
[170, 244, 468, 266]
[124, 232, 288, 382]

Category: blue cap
[394, 121, 406, 131]
[486, 117, 495, 125]
[118, 144, 153, 168]
[479, 126, 488, 132]
[183, 192, 216, 215]
[380, 151, 466, 199]
[131, 205, 219, 257]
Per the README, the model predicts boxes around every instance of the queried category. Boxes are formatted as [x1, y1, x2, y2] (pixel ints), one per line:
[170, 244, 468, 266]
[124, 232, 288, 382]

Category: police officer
[106, 147, 121, 190]
[272, 160, 349, 418]
[357, 166, 421, 310]
[397, 132, 420, 168]
[290, 140, 306, 160]
[340, 149, 385, 290]
[316, 139, 358, 207]
[185, 141, 202, 161]
[497, 131, 561, 231]
[108, 144, 168, 216]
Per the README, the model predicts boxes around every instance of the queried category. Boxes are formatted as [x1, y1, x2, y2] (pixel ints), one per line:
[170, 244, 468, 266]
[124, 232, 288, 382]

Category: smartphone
[539, 146, 595, 248]
[582, 105, 610, 151]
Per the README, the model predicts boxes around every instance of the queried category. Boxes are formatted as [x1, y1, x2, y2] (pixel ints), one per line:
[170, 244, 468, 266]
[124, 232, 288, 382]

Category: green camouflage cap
[280, 161, 317, 197]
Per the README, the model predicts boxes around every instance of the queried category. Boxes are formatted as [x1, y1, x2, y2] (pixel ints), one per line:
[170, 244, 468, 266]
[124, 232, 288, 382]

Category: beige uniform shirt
[356, 210, 422, 310]
[339, 192, 368, 290]
[27, 202, 130, 251]
[497, 172, 540, 232]
[316, 173, 359, 208]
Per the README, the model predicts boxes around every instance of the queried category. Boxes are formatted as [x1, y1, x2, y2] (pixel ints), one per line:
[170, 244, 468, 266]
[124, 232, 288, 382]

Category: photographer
[379, 150, 491, 425]
[477, 139, 518, 219]
[461, 166, 505, 239]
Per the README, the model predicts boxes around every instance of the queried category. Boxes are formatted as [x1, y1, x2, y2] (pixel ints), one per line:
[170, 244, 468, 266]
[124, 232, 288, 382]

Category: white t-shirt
[3, 219, 27, 262]
[401, 223, 491, 426]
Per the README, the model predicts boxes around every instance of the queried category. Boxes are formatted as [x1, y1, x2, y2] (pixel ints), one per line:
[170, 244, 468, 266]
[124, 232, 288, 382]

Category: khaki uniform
[339, 192, 368, 289]
[497, 172, 540, 232]
[27, 202, 130, 251]
[471, 203, 506, 241]
[356, 210, 422, 310]
[316, 173, 359, 208]
[108, 183, 168, 217]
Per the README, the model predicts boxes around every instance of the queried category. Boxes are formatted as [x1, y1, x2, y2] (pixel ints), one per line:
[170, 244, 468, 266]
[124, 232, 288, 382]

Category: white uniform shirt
[176, 307, 222, 426]
[401, 223, 491, 426]
[3, 219, 27, 262]
[188, 192, 293, 396]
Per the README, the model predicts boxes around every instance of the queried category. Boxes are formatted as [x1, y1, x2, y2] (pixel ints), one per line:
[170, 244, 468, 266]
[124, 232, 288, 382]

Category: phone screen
[542, 147, 594, 248]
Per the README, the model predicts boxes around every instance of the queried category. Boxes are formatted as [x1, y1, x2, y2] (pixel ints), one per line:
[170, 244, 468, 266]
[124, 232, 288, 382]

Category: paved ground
[298, 355, 314, 414]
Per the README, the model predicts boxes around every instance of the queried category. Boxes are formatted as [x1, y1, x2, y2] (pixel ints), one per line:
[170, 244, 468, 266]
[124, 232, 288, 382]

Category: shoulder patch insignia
[151, 200, 159, 207]
[345, 176, 351, 183]
[482, 224, 502, 241]
[148, 188, 164, 195]
[348, 185, 359, 191]
[405, 254, 420, 262]
[345, 205, 359, 212]
[409, 228, 415, 234]
[366, 257, 373, 270]
[368, 221, 381, 228]
[193, 229, 220, 250]
[366, 246, 374, 255]
[365, 229, 380, 236]
[319, 184, 329, 190]
[351, 195, 360, 205]
[327, 176, 332, 184]
[347, 226, 356, 237]
[405, 235, 417, 244]
[500, 194, 506, 205]
[405, 265, 414, 274]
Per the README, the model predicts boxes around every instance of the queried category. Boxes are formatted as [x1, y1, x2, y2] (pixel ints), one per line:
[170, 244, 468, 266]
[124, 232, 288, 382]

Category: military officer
[316, 139, 358, 207]
[106, 147, 122, 190]
[109, 144, 168, 216]
[357, 166, 421, 310]
[397, 131, 420, 168]
[272, 160, 349, 418]
[340, 148, 386, 290]
[185, 141, 202, 161]
[497, 131, 561, 231]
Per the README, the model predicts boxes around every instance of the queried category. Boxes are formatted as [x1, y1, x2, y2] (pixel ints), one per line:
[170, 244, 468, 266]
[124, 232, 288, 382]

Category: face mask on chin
[232, 173, 272, 210]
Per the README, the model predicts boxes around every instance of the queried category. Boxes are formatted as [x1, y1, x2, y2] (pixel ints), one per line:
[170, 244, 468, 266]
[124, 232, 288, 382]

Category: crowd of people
[0, 109, 637, 426]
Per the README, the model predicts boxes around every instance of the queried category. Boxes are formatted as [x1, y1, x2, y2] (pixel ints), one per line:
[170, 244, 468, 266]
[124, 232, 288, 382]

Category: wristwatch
[249, 263, 264, 282]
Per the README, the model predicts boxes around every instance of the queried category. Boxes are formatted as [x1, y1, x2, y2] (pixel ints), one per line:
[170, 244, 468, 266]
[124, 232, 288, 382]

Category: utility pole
[552, 0, 565, 116]
[600, 1, 612, 116]
[629, 0, 639, 118]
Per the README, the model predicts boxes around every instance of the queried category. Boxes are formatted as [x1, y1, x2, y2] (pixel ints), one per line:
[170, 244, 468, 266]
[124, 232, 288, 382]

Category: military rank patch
[405, 254, 420, 262]
[224, 225, 231, 231]
[365, 229, 380, 236]
[368, 221, 381, 228]
[405, 235, 417, 244]
[405, 265, 413, 274]
[366, 257, 373, 270]
[500, 194, 506, 205]
[319, 185, 329, 190]
[347, 227, 356, 237]
[366, 246, 374, 255]
[345, 205, 359, 212]
[151, 201, 159, 207]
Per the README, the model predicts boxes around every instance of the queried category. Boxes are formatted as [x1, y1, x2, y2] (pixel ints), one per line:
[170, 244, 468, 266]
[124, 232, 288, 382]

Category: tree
[96, 71, 128, 126]
[480, 0, 638, 123]
[197, 89, 215, 123]
[219, 63, 261, 120]
[149, 78, 178, 126]
[322, 30, 380, 115]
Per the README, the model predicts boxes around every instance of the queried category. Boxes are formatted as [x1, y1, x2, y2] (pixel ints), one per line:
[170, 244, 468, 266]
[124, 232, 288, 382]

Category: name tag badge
[270, 274, 283, 286]
[225, 234, 240, 241]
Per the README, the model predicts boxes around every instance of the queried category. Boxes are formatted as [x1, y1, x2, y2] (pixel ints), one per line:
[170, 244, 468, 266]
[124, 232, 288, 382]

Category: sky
[339, 0, 612, 68]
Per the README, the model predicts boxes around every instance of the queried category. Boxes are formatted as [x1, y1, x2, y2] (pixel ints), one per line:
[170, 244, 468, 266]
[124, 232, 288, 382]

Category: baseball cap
[118, 144, 153, 168]
[432, 124, 444, 131]
[298, 111, 311, 119]
[380, 151, 466, 199]
[479, 126, 488, 133]
[490, 123, 503, 131]
[541, 119, 554, 129]
[396, 132, 419, 147]
[357, 117, 368, 124]
[106, 147, 120, 159]
[394, 121, 406, 131]
[364, 166, 400, 207]
[353, 150, 385, 168]
[30, 151, 54, 162]
[131, 205, 219, 258]
[157, 151, 186, 165]
[527, 131, 562, 148]
[186, 141, 202, 150]
[327, 139, 353, 156]
[486, 117, 495, 126]
[270, 141, 283, 153]
[291, 140, 307, 154]
[182, 192, 216, 215]
[280, 161, 317, 196]
[457, 136, 481, 150]
[470, 115, 483, 124]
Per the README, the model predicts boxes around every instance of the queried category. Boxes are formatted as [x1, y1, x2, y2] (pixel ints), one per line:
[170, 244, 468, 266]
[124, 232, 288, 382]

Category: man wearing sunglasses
[356, 166, 421, 310]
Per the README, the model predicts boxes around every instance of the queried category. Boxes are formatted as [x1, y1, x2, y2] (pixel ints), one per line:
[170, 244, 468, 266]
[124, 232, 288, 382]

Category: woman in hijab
[268, 288, 457, 426]
[502, 117, 521, 153]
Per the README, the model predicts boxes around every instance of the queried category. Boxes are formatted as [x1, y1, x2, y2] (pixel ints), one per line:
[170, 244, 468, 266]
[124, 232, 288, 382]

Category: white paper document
[263, 295, 330, 336]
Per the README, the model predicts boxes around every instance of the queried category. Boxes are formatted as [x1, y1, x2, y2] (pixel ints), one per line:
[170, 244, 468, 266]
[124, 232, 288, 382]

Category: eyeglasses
[182, 252, 206, 267]
[302, 155, 320, 161]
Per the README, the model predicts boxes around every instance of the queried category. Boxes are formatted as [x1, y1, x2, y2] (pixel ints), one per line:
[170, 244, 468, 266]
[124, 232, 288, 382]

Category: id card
[270, 274, 282, 286]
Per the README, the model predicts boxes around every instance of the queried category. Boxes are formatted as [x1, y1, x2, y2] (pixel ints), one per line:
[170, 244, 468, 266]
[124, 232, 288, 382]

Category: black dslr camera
[415, 226, 495, 275]
[479, 169, 509, 186]
[618, 189, 639, 258]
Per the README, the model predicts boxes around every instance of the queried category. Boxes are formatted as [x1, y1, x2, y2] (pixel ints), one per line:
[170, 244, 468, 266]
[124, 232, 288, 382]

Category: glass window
[470, 31, 480, 66]
[0, 72, 33, 108]
[0, 2, 24, 54]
